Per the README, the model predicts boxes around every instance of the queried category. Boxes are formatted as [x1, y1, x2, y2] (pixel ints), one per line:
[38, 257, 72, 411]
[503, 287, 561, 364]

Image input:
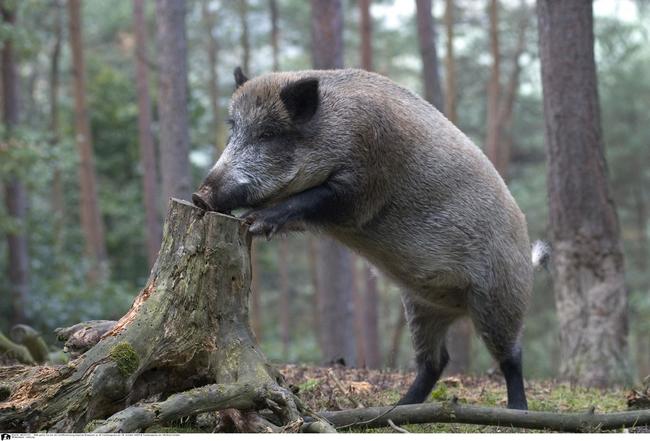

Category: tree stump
[0, 199, 321, 433]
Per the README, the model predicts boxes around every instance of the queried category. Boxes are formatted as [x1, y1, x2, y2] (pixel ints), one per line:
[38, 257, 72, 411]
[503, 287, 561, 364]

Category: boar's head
[193, 67, 336, 215]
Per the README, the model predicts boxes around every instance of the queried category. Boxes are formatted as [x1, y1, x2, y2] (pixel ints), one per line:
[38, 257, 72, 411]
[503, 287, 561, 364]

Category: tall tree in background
[201, 0, 225, 157]
[50, 0, 65, 254]
[2, 0, 29, 324]
[485, 0, 501, 175]
[357, 0, 381, 369]
[269, 0, 279, 72]
[155, 0, 191, 206]
[443, 0, 456, 123]
[268, 0, 292, 359]
[443, 0, 471, 375]
[415, 0, 444, 110]
[238, 0, 250, 74]
[310, 0, 357, 367]
[134, 0, 162, 267]
[538, 0, 628, 387]
[68, 0, 107, 282]
[484, 0, 528, 180]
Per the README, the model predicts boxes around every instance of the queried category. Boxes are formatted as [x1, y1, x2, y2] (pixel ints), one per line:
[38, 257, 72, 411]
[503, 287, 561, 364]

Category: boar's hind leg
[468, 288, 528, 410]
[397, 297, 455, 405]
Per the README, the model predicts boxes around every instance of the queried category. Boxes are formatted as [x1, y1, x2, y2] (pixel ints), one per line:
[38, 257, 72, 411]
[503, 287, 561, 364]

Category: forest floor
[154, 364, 649, 433]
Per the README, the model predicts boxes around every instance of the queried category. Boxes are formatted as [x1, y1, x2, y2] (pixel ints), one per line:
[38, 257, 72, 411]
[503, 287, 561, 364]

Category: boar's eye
[258, 130, 275, 141]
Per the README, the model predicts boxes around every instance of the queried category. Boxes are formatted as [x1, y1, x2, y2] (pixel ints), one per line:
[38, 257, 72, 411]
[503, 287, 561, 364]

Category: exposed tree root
[55, 320, 117, 358]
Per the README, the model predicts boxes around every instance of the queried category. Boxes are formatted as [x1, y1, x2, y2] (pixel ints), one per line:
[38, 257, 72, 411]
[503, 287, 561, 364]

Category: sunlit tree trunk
[2, 0, 29, 324]
[538, 0, 629, 387]
[68, 0, 108, 282]
[155, 0, 191, 207]
[310, 0, 357, 367]
[134, 0, 162, 267]
[415, 0, 444, 110]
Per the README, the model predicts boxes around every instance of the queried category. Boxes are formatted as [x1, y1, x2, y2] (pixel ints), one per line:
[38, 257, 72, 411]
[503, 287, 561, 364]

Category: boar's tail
[531, 240, 551, 271]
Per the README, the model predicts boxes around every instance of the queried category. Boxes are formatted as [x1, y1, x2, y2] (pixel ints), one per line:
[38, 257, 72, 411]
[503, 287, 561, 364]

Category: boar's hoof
[244, 208, 288, 241]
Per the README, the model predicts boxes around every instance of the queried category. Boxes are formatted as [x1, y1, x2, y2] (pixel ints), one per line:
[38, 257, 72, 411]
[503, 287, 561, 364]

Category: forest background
[0, 0, 648, 387]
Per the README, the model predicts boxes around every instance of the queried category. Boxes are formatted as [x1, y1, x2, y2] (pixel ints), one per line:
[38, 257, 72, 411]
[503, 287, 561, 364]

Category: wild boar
[193, 67, 548, 410]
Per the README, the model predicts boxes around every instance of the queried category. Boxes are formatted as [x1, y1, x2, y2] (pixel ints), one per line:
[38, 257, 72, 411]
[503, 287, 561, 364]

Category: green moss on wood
[109, 342, 139, 377]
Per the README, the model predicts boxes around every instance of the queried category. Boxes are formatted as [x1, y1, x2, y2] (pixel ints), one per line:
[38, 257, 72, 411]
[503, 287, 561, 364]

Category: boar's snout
[192, 189, 213, 211]
[192, 180, 250, 215]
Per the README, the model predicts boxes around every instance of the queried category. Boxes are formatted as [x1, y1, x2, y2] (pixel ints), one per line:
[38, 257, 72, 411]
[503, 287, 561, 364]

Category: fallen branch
[327, 368, 363, 409]
[318, 401, 650, 432]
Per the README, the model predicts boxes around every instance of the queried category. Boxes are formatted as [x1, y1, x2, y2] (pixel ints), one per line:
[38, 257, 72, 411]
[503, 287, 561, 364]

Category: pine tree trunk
[134, 0, 162, 267]
[363, 264, 381, 369]
[278, 239, 291, 360]
[201, 0, 225, 158]
[359, 0, 372, 71]
[484, 0, 502, 176]
[440, 0, 472, 374]
[155, 0, 191, 208]
[269, 0, 279, 71]
[68, 0, 108, 282]
[0, 200, 307, 433]
[415, 0, 444, 110]
[238, 0, 250, 74]
[310, 0, 357, 367]
[310, 0, 344, 70]
[50, 0, 65, 255]
[2, 1, 29, 325]
[443, 0, 456, 123]
[537, 0, 629, 387]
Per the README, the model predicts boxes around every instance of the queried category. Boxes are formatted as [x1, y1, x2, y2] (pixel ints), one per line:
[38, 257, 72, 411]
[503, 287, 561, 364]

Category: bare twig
[327, 368, 363, 409]
[388, 418, 410, 433]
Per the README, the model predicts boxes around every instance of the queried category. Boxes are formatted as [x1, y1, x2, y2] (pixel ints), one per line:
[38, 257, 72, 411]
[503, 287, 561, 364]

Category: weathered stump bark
[0, 199, 309, 432]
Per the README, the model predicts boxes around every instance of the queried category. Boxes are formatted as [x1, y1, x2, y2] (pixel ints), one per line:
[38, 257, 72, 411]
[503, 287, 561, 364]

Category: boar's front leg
[244, 182, 347, 240]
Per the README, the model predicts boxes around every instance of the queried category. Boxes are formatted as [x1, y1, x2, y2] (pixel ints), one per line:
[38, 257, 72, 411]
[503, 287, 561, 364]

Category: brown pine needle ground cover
[279, 364, 642, 433]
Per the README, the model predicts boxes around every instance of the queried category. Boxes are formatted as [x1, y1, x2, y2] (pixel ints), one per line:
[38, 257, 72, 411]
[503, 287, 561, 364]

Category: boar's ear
[280, 77, 319, 124]
[234, 66, 249, 89]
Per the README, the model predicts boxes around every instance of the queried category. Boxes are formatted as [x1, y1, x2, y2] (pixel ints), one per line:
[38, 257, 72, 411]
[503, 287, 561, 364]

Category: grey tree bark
[69, 0, 108, 282]
[415, 0, 444, 110]
[537, 0, 629, 387]
[310, 0, 357, 367]
[134, 0, 162, 267]
[155, 0, 191, 208]
[1, 0, 29, 325]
